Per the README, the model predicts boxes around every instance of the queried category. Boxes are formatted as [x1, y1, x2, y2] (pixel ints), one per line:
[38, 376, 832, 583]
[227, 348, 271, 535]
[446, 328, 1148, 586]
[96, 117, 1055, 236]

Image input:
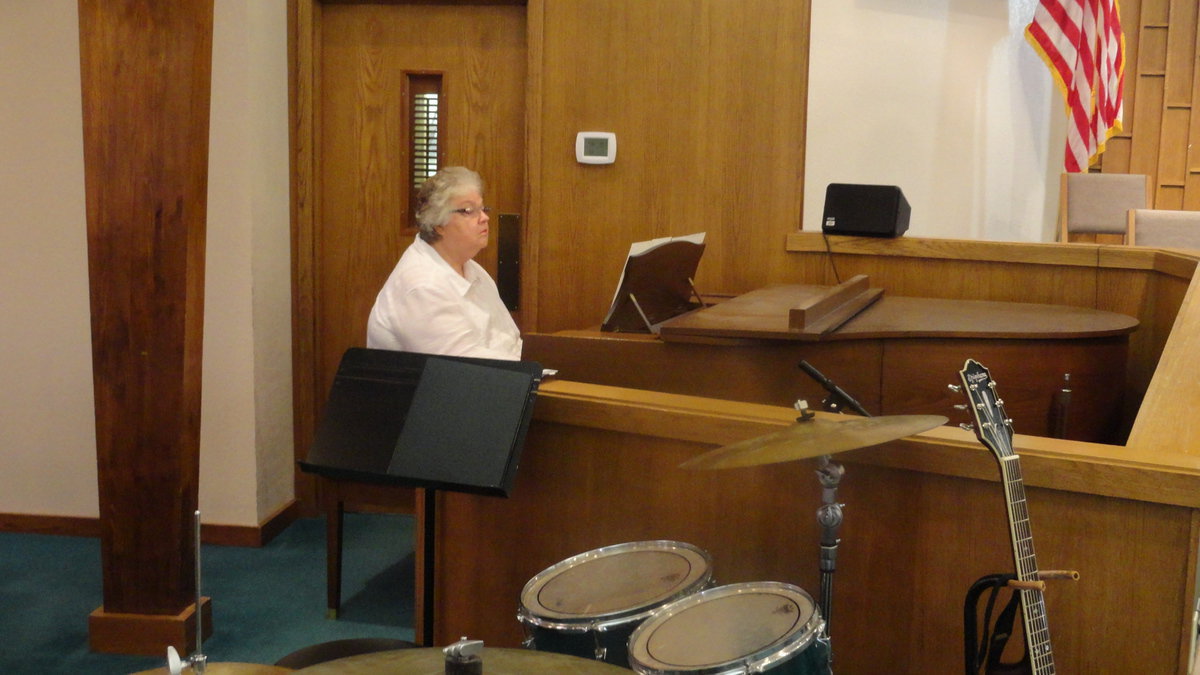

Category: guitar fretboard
[999, 455, 1055, 673]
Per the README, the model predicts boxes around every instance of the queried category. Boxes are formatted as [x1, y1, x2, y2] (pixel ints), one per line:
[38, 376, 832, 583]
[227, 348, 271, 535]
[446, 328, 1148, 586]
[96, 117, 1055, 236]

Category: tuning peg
[959, 423, 974, 431]
[947, 384, 962, 393]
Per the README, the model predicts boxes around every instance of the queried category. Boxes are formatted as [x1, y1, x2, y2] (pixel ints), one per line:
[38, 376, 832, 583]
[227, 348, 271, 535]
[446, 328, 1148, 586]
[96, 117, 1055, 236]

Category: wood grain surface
[428, 381, 1200, 673]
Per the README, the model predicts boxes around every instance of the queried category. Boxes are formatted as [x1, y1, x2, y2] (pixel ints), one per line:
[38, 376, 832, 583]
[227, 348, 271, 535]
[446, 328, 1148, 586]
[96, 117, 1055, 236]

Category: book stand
[601, 237, 706, 333]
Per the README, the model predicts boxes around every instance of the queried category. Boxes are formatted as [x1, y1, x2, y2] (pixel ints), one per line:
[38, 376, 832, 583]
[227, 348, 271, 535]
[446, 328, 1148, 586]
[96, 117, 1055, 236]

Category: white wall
[0, 0, 293, 527]
[805, 0, 1065, 242]
[0, 2, 96, 518]
[202, 0, 294, 525]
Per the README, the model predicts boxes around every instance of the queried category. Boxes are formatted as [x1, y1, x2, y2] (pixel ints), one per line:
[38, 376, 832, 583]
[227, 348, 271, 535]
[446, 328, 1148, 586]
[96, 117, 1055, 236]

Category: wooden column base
[88, 597, 212, 656]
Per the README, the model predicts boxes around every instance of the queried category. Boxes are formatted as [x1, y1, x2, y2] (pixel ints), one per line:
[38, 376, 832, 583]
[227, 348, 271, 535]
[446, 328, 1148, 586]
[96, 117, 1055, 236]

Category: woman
[366, 166, 522, 360]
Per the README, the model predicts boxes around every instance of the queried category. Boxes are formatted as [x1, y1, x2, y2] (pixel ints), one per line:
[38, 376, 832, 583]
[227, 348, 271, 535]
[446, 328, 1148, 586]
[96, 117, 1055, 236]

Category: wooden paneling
[781, 234, 1198, 441]
[1101, 0, 1200, 213]
[290, 0, 321, 510]
[1105, 0, 1141, 170]
[524, 331, 885, 411]
[1129, 73, 1165, 177]
[287, 1, 1200, 467]
[316, 2, 526, 398]
[526, 330, 1130, 443]
[1129, 266, 1200, 450]
[530, 0, 811, 332]
[1164, 0, 1197, 106]
[430, 382, 1200, 673]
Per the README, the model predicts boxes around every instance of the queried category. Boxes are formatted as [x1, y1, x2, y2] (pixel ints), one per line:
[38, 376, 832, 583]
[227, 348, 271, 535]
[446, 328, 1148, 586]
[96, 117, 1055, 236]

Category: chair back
[1059, 173, 1151, 243]
[1127, 209, 1200, 249]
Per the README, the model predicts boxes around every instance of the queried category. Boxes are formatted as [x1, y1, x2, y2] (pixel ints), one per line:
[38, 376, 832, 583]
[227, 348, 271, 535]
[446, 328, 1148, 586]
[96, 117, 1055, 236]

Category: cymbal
[679, 414, 947, 470]
[134, 664, 292, 675]
[293, 647, 632, 673]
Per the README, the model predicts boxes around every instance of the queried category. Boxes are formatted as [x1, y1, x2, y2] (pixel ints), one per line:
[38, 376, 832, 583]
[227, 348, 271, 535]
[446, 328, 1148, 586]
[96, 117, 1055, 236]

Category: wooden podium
[526, 275, 1138, 443]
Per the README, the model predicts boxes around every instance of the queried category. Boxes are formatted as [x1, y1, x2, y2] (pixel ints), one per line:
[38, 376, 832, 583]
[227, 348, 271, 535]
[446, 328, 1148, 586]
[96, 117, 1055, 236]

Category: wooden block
[787, 274, 882, 333]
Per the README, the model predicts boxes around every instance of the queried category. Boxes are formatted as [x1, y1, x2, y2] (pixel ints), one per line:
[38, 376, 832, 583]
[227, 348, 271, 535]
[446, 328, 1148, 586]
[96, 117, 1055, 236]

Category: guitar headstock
[954, 358, 1014, 459]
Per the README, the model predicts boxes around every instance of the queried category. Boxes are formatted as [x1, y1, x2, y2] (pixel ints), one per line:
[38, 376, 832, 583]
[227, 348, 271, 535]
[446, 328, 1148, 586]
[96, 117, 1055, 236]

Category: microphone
[798, 360, 872, 417]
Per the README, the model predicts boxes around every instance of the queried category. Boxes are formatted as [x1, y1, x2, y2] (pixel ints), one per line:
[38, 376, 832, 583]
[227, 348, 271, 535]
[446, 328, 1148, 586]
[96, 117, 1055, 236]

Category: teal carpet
[0, 513, 414, 674]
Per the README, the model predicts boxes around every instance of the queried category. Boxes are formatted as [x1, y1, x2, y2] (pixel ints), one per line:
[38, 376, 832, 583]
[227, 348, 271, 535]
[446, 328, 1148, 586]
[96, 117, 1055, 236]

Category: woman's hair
[414, 166, 484, 243]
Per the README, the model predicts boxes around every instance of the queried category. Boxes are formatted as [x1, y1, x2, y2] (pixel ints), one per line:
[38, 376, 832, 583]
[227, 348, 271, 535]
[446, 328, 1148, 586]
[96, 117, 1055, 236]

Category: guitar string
[974, 367, 1054, 672]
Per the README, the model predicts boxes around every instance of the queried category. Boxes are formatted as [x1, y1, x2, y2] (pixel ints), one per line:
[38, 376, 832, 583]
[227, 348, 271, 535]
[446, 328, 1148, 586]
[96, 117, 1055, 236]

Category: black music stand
[601, 235, 706, 333]
[299, 348, 544, 644]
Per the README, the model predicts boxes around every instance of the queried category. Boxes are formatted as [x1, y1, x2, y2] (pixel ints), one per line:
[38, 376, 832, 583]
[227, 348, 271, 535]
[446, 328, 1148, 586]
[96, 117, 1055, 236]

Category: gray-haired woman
[366, 166, 521, 360]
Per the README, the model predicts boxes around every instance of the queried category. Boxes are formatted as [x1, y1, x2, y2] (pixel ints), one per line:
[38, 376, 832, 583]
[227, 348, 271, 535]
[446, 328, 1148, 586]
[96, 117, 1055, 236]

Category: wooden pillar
[77, 0, 215, 656]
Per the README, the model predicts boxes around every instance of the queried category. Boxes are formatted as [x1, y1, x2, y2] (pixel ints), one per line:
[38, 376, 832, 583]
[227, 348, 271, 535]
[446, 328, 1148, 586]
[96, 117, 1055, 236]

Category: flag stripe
[1025, 0, 1124, 172]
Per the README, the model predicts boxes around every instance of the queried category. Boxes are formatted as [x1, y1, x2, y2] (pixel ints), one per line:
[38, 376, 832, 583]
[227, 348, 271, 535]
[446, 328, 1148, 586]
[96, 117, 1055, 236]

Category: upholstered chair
[1059, 173, 1152, 243]
[1127, 208, 1200, 250]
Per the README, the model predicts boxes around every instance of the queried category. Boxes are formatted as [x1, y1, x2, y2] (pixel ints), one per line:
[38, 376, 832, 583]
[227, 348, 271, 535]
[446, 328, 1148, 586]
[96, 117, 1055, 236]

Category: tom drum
[627, 581, 831, 675]
[518, 540, 714, 668]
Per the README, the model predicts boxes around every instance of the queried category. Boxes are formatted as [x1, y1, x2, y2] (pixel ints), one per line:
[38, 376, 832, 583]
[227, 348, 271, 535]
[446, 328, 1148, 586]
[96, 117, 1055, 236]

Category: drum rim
[626, 581, 824, 675]
[518, 540, 713, 627]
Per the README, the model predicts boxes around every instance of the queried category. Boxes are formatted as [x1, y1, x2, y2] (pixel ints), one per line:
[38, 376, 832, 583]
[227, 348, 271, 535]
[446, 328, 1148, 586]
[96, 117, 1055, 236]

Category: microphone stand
[798, 360, 872, 662]
[799, 360, 871, 417]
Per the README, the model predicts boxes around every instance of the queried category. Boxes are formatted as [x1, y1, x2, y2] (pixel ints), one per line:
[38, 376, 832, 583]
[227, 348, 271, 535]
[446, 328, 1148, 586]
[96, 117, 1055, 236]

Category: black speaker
[821, 183, 910, 238]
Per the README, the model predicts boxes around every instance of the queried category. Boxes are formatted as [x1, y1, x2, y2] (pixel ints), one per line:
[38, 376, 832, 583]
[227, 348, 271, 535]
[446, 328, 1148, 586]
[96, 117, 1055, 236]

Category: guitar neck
[998, 456, 1055, 674]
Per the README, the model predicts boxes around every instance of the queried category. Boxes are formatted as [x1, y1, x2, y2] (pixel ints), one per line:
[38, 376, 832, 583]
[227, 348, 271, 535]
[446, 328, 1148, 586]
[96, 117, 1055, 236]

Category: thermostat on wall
[575, 131, 616, 164]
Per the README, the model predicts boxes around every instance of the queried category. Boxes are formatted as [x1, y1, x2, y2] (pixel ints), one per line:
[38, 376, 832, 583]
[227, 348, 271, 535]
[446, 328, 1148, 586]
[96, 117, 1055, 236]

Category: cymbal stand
[815, 452, 845, 639]
[796, 361, 873, 665]
[167, 510, 207, 675]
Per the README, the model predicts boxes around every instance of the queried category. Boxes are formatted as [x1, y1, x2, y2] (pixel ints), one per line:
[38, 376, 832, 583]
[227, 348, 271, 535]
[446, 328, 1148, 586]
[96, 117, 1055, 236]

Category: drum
[518, 540, 714, 668]
[627, 581, 831, 675]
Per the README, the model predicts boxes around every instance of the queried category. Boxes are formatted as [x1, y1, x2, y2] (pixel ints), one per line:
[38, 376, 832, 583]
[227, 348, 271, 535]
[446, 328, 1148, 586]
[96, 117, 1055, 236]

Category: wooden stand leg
[326, 498, 344, 619]
[414, 488, 436, 646]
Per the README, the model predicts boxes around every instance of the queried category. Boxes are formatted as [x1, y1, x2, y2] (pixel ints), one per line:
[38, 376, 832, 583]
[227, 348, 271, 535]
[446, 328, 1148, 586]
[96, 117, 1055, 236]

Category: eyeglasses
[451, 206, 492, 218]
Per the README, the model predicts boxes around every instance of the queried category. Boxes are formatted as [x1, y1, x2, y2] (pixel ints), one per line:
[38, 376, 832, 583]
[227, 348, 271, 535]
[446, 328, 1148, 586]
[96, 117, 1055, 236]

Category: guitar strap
[985, 589, 1029, 675]
[965, 573, 1031, 675]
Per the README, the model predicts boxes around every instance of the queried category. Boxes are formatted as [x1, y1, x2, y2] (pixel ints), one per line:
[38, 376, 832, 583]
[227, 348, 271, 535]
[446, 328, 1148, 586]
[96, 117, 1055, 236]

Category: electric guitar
[957, 359, 1055, 674]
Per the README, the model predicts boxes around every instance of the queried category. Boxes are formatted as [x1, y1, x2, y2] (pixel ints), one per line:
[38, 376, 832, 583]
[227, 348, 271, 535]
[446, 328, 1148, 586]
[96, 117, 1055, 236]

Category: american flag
[1025, 0, 1125, 172]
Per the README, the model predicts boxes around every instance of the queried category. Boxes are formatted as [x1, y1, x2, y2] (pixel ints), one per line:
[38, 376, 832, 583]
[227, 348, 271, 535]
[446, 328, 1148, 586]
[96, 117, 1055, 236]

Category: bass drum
[627, 581, 831, 675]
[518, 540, 714, 668]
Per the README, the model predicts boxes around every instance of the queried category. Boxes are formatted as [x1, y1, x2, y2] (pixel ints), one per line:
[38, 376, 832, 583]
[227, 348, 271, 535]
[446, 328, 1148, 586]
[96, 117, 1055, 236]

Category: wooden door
[312, 2, 527, 435]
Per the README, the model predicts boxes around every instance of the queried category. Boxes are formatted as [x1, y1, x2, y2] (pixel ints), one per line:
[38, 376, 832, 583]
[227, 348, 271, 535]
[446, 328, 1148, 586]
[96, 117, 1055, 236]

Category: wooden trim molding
[289, 0, 321, 514]
[0, 500, 300, 548]
[0, 513, 100, 538]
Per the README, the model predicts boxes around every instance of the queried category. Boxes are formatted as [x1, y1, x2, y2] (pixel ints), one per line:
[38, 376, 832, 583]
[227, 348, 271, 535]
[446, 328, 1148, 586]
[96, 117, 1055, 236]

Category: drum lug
[588, 621, 608, 662]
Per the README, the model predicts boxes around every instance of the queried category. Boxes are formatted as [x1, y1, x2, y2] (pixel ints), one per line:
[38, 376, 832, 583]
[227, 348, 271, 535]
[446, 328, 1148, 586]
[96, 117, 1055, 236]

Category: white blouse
[366, 237, 522, 360]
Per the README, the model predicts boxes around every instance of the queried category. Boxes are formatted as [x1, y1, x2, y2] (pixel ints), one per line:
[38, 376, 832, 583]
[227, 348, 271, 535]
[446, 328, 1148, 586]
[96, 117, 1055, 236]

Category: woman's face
[436, 188, 490, 261]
